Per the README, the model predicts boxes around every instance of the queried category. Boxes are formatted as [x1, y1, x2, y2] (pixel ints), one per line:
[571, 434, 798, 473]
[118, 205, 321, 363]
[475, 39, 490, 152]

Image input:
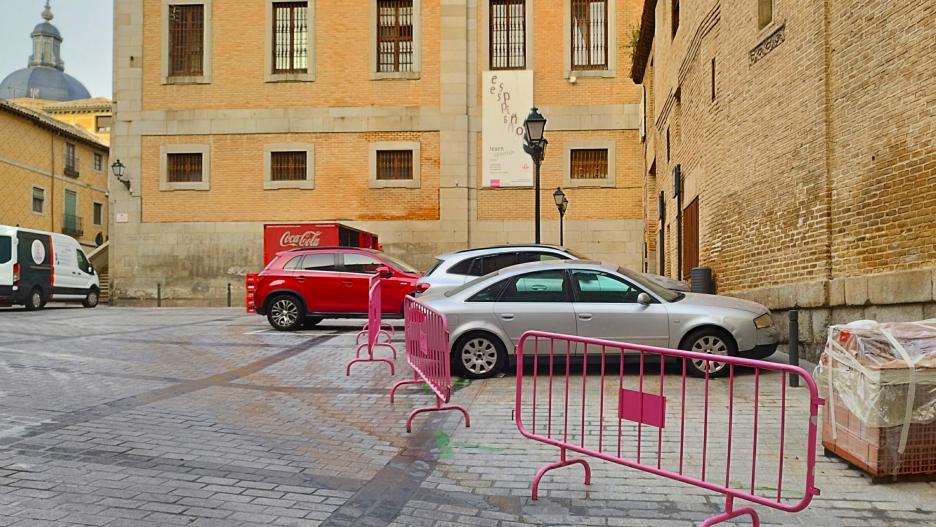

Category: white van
[0, 225, 100, 310]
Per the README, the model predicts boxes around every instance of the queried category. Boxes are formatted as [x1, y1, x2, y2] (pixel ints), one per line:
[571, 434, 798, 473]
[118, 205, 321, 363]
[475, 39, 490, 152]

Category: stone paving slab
[0, 307, 933, 526]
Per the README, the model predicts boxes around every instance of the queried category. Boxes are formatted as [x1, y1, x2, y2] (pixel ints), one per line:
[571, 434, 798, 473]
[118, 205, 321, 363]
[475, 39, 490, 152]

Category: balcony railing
[64, 165, 80, 178]
[63, 214, 83, 238]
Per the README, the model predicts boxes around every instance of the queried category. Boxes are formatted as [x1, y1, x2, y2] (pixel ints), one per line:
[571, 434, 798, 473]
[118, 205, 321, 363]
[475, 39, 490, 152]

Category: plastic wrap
[816, 319, 936, 459]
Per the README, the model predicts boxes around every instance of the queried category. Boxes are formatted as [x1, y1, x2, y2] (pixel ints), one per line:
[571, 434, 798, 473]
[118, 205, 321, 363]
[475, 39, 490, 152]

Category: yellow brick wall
[142, 0, 441, 111]
[0, 111, 109, 246]
[47, 111, 112, 145]
[474, 0, 643, 108]
[476, 129, 643, 221]
[141, 131, 440, 223]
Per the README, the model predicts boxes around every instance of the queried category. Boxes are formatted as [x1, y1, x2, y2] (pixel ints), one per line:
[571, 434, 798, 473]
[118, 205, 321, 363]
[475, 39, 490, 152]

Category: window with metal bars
[570, 149, 609, 180]
[377, 0, 414, 73]
[166, 153, 203, 183]
[376, 150, 413, 180]
[94, 153, 103, 171]
[490, 0, 526, 70]
[273, 2, 308, 73]
[571, 0, 607, 70]
[64, 143, 78, 176]
[168, 4, 204, 77]
[270, 151, 308, 181]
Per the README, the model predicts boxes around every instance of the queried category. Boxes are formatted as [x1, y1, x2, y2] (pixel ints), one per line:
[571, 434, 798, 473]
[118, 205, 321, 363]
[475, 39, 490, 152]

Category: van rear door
[15, 231, 52, 301]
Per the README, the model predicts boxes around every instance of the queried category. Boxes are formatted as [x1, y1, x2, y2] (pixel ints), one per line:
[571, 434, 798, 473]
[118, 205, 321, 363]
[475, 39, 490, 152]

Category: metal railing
[62, 214, 83, 238]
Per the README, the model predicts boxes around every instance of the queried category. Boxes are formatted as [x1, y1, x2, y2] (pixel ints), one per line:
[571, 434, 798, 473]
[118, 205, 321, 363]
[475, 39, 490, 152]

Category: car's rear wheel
[82, 288, 99, 308]
[267, 295, 304, 331]
[454, 332, 507, 380]
[681, 328, 736, 378]
[24, 287, 44, 311]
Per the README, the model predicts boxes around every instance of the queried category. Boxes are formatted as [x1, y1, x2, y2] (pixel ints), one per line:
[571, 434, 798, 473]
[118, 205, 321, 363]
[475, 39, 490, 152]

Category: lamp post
[522, 107, 548, 244]
[111, 159, 130, 191]
[553, 187, 568, 246]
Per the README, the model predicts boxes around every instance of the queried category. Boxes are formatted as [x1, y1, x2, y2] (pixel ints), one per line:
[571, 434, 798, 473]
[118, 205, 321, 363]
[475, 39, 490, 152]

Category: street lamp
[553, 187, 569, 246]
[111, 159, 130, 191]
[523, 107, 548, 244]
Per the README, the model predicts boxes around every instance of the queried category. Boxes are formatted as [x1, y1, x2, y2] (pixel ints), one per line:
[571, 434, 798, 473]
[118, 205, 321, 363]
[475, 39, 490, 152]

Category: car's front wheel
[681, 328, 737, 378]
[82, 288, 99, 308]
[267, 295, 304, 331]
[454, 332, 507, 380]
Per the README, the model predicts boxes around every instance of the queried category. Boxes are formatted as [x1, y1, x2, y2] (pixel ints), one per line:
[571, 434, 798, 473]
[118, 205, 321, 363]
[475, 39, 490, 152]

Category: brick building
[0, 100, 110, 250]
[111, 0, 646, 305]
[631, 0, 936, 359]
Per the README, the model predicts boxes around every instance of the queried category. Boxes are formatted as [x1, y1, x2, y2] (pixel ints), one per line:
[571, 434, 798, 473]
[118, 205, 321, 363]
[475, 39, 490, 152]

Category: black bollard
[227, 283, 232, 307]
[157, 283, 162, 308]
[789, 310, 799, 387]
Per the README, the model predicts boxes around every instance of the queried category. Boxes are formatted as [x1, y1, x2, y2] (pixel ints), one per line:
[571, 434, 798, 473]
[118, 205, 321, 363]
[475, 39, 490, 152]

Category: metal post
[227, 283, 232, 307]
[788, 310, 799, 387]
[559, 212, 564, 246]
[534, 157, 541, 244]
[156, 283, 161, 308]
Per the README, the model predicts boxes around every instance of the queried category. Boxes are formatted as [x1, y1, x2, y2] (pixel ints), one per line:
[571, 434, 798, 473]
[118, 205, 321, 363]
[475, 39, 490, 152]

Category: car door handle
[296, 277, 305, 282]
[577, 314, 593, 321]
[343, 280, 354, 286]
[499, 313, 515, 320]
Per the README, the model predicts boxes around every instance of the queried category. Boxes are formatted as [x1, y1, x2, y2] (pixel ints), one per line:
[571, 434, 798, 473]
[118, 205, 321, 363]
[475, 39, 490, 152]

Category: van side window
[76, 250, 92, 274]
[0, 236, 11, 264]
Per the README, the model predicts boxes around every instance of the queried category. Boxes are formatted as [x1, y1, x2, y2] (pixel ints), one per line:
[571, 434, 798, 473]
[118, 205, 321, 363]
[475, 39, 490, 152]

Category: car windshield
[444, 270, 502, 297]
[380, 253, 420, 274]
[617, 266, 683, 302]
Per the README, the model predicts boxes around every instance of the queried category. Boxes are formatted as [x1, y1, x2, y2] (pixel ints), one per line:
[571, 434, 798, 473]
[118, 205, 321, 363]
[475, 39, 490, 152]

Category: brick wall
[141, 131, 440, 223]
[636, 0, 936, 359]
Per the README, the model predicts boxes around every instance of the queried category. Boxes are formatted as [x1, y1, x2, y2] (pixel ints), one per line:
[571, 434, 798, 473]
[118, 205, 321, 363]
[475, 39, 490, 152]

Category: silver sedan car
[419, 260, 779, 379]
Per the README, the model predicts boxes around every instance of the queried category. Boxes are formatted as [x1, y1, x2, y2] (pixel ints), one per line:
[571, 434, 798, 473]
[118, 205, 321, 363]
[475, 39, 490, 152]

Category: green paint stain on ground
[434, 431, 453, 460]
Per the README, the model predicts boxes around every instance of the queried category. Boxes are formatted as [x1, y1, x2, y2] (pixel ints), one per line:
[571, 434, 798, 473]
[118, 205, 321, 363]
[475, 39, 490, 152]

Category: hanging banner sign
[482, 70, 534, 188]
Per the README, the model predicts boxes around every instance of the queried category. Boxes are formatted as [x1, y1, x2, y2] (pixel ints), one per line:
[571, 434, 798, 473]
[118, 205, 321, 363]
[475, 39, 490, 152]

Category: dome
[0, 67, 90, 101]
[32, 21, 61, 39]
[0, 2, 91, 102]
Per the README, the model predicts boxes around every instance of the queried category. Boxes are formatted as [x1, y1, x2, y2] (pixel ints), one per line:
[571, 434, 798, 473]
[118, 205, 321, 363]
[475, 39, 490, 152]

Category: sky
[0, 0, 113, 98]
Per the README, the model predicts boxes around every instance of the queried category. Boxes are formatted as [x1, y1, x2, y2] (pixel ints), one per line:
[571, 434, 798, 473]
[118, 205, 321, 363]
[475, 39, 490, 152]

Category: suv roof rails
[285, 246, 378, 253]
[451, 244, 563, 254]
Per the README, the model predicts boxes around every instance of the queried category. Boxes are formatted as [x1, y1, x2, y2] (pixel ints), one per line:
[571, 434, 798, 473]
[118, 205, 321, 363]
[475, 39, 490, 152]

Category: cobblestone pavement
[0, 307, 933, 526]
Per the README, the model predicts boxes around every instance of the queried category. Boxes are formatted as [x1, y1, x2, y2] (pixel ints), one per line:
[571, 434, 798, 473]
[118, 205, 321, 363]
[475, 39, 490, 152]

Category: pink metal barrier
[346, 274, 396, 376]
[390, 297, 471, 432]
[515, 331, 824, 526]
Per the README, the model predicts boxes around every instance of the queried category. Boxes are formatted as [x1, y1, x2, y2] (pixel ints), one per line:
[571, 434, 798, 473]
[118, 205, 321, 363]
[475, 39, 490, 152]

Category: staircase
[98, 273, 111, 304]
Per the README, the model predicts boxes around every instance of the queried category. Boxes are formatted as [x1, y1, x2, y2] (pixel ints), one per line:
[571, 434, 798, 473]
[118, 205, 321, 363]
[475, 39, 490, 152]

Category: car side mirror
[376, 266, 392, 279]
[637, 292, 652, 306]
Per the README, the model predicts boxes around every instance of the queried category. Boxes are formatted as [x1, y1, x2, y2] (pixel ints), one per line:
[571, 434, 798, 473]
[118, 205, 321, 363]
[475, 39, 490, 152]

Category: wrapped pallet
[815, 319, 936, 479]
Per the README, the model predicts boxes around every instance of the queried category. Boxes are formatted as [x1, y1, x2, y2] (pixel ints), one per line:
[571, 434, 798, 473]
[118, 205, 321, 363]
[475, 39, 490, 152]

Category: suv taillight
[12, 263, 20, 285]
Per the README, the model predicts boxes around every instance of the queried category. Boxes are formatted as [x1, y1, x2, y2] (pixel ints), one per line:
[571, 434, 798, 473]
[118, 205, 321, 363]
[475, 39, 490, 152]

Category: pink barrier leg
[700, 496, 760, 527]
[531, 448, 592, 501]
[404, 395, 471, 433]
[346, 357, 395, 376]
[389, 372, 421, 404]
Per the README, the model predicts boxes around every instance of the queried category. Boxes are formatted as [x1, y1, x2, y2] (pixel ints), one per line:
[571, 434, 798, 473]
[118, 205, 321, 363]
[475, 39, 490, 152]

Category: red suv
[253, 247, 422, 331]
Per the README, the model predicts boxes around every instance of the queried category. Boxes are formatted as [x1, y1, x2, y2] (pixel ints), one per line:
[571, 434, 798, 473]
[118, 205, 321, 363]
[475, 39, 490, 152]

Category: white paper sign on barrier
[482, 70, 534, 188]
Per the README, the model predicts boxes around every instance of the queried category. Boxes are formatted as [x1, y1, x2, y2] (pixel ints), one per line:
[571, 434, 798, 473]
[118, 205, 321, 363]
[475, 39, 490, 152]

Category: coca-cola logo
[279, 230, 322, 248]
